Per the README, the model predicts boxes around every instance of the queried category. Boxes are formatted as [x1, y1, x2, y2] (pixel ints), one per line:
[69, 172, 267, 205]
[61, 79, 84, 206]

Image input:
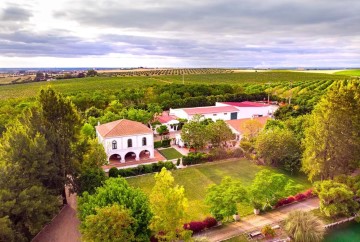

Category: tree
[284, 211, 325, 242]
[81, 123, 95, 138]
[242, 119, 263, 140]
[0, 216, 16, 242]
[32, 88, 82, 196]
[302, 81, 360, 181]
[250, 170, 302, 208]
[205, 176, 247, 221]
[81, 204, 135, 242]
[181, 115, 208, 151]
[206, 120, 234, 147]
[314, 180, 359, 218]
[255, 127, 301, 173]
[150, 168, 191, 241]
[78, 177, 152, 241]
[87, 69, 98, 77]
[156, 125, 169, 141]
[78, 168, 106, 195]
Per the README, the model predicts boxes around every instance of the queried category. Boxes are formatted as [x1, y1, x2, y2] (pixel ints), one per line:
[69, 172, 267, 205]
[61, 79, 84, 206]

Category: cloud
[0, 0, 359, 67]
[0, 5, 32, 22]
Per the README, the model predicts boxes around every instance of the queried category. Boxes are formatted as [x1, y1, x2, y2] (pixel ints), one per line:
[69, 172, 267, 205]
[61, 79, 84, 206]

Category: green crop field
[127, 159, 311, 221]
[334, 69, 360, 76]
[0, 71, 349, 100]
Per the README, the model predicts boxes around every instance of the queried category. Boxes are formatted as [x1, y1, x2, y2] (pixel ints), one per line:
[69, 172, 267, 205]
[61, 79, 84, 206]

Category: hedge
[274, 189, 313, 208]
[154, 139, 171, 148]
[183, 217, 217, 234]
[108, 161, 176, 178]
[182, 148, 245, 166]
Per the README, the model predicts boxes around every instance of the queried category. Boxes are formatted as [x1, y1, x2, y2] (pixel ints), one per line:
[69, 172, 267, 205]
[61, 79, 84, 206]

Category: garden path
[195, 197, 319, 242]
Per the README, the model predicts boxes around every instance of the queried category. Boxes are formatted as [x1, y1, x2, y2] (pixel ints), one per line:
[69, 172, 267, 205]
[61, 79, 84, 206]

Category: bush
[232, 148, 244, 158]
[182, 152, 208, 166]
[261, 225, 275, 238]
[154, 141, 162, 148]
[203, 217, 217, 228]
[108, 167, 118, 177]
[285, 196, 295, 204]
[176, 158, 180, 166]
[161, 139, 171, 147]
[294, 193, 306, 201]
[304, 189, 313, 197]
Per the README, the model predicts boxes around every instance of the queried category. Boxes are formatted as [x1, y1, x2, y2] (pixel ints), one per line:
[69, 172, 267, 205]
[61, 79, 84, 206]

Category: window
[213, 114, 217, 116]
[224, 113, 227, 115]
[127, 139, 132, 148]
[112, 140, 117, 149]
[142, 137, 147, 146]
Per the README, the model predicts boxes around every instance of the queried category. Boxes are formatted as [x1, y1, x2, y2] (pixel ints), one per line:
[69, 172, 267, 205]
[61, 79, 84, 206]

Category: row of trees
[0, 88, 107, 241]
[205, 170, 302, 221]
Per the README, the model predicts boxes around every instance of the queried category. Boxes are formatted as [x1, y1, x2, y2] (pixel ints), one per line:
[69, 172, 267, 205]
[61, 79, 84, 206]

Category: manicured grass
[127, 159, 312, 221]
[158, 148, 183, 160]
[224, 234, 249, 242]
[334, 69, 360, 77]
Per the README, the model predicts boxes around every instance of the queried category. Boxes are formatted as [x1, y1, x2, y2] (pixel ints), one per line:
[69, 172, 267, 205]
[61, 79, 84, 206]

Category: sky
[0, 0, 359, 68]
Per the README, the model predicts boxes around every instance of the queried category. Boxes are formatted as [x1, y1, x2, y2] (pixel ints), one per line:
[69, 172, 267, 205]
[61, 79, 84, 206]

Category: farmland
[0, 71, 349, 100]
[334, 69, 360, 76]
[127, 159, 311, 221]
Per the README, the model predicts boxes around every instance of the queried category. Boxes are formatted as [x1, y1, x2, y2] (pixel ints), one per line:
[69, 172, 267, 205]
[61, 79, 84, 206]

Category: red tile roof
[221, 101, 270, 107]
[156, 112, 178, 124]
[226, 116, 270, 134]
[96, 119, 152, 138]
[183, 106, 239, 115]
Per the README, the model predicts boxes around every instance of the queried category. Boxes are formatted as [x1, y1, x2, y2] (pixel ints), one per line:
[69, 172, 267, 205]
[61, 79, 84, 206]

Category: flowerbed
[275, 189, 313, 208]
[183, 217, 218, 234]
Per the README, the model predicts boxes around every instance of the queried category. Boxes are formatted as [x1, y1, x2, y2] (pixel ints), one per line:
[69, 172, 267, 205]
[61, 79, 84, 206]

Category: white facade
[153, 119, 180, 134]
[215, 102, 278, 119]
[97, 132, 154, 163]
[169, 107, 241, 122]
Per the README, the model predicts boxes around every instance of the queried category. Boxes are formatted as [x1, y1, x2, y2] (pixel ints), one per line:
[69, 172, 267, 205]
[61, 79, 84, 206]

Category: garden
[157, 147, 183, 160]
[127, 158, 311, 221]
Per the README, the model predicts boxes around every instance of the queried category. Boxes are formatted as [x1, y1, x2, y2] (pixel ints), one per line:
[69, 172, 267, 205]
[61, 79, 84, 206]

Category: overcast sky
[0, 0, 359, 68]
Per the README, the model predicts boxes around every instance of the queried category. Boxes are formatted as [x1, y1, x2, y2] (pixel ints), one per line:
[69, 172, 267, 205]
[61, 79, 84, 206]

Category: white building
[215, 101, 278, 119]
[226, 116, 270, 140]
[169, 105, 241, 121]
[153, 111, 180, 134]
[96, 119, 154, 163]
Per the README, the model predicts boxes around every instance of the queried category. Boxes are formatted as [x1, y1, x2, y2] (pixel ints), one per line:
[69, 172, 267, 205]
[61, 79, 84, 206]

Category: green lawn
[334, 69, 360, 76]
[158, 148, 183, 160]
[127, 159, 311, 221]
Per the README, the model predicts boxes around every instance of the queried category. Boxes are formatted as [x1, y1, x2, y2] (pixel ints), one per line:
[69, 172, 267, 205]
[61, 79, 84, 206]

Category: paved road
[32, 189, 81, 242]
[196, 197, 319, 242]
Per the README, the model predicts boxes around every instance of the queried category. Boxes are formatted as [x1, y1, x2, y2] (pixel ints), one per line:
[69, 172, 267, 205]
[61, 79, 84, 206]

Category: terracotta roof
[226, 116, 270, 134]
[183, 106, 239, 115]
[221, 101, 270, 107]
[156, 112, 178, 124]
[96, 119, 152, 138]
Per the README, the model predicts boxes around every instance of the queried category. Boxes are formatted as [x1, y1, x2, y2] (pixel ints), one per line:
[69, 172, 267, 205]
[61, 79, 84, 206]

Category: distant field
[0, 75, 34, 85]
[0, 71, 348, 100]
[127, 159, 311, 221]
[334, 69, 360, 76]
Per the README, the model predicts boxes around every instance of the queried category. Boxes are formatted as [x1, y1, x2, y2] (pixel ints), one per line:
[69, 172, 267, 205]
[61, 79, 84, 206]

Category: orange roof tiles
[96, 119, 152, 138]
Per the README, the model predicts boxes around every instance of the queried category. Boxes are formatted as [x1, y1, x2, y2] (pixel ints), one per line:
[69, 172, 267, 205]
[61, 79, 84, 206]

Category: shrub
[295, 193, 306, 201]
[261, 225, 275, 238]
[203, 217, 217, 228]
[187, 221, 206, 233]
[285, 196, 295, 204]
[182, 152, 208, 166]
[144, 164, 153, 174]
[232, 148, 244, 158]
[275, 198, 287, 208]
[108, 167, 118, 177]
[154, 141, 162, 148]
[304, 189, 313, 197]
[161, 139, 171, 147]
[176, 158, 180, 166]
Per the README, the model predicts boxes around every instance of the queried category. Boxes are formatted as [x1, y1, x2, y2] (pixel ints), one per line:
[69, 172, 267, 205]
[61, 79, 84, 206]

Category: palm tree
[284, 210, 325, 242]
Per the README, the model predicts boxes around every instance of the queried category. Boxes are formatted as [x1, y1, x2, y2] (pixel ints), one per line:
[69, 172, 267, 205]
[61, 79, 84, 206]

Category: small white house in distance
[216, 101, 278, 119]
[169, 105, 241, 121]
[153, 111, 180, 134]
[96, 119, 154, 163]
